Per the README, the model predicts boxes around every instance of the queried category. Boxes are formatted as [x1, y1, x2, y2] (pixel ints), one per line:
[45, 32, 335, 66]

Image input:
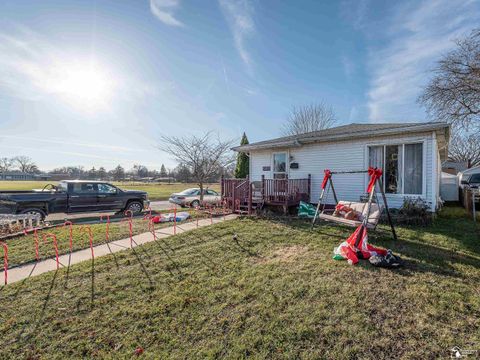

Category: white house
[232, 122, 450, 212]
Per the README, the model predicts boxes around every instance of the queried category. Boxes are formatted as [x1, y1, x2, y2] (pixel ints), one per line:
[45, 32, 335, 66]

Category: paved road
[46, 200, 175, 222]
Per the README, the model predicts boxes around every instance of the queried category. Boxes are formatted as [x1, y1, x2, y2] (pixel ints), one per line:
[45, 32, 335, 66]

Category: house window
[368, 143, 423, 195]
[273, 153, 287, 179]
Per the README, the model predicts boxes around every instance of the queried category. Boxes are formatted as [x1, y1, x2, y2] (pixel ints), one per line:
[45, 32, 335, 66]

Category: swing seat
[318, 201, 382, 229]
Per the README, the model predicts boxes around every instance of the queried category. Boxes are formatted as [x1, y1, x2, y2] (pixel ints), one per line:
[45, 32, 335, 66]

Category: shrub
[394, 197, 432, 226]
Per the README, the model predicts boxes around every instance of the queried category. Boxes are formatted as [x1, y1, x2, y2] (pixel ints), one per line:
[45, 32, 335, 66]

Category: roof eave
[233, 123, 450, 152]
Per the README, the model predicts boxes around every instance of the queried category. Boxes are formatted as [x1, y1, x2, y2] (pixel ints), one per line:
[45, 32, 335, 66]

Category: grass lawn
[0, 181, 220, 201]
[0, 207, 479, 358]
[3, 209, 208, 268]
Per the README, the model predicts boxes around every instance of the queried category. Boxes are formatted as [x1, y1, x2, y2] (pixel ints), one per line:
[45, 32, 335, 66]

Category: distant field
[0, 181, 220, 201]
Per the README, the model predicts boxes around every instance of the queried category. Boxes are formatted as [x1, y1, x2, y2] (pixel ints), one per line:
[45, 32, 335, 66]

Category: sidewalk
[3, 214, 238, 285]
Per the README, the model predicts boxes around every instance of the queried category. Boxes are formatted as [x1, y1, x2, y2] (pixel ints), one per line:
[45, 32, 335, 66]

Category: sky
[0, 0, 479, 171]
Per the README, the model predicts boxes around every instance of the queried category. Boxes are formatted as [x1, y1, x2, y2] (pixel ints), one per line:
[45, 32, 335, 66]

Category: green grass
[0, 181, 220, 201]
[3, 209, 208, 268]
[0, 207, 479, 358]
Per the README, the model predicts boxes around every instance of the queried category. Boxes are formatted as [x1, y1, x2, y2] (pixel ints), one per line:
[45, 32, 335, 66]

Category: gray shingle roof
[233, 122, 450, 152]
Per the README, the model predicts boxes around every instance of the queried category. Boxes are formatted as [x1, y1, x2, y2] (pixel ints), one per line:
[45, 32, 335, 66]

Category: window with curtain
[404, 143, 423, 194]
[368, 143, 423, 194]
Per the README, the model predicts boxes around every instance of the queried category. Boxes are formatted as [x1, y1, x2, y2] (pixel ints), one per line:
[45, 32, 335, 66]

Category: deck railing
[262, 177, 310, 205]
[222, 175, 311, 212]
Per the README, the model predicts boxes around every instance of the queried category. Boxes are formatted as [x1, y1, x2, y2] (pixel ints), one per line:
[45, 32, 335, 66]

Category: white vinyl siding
[248, 131, 437, 211]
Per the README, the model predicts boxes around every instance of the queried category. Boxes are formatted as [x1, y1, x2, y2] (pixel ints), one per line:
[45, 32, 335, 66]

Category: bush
[384, 197, 433, 226]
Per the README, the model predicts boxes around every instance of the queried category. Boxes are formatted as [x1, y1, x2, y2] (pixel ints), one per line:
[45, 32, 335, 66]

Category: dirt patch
[254, 245, 308, 265]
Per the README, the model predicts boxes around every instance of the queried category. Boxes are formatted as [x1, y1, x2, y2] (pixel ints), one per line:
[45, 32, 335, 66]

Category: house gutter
[232, 123, 450, 152]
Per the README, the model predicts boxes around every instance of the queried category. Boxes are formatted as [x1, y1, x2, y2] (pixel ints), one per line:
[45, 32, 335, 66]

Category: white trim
[272, 151, 288, 179]
[432, 131, 438, 210]
[365, 140, 427, 197]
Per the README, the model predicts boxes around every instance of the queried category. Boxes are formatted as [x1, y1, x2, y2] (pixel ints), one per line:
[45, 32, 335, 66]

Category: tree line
[0, 156, 233, 183]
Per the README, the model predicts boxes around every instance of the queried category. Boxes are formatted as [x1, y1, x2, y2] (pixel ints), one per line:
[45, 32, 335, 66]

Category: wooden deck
[221, 175, 311, 214]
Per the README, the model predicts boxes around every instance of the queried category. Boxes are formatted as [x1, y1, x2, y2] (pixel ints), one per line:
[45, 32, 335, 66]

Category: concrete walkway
[3, 214, 238, 285]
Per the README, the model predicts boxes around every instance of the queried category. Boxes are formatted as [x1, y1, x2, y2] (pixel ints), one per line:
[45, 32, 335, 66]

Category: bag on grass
[298, 201, 317, 218]
[369, 250, 403, 268]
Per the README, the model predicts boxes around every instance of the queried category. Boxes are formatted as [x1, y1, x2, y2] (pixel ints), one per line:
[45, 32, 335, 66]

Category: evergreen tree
[160, 164, 168, 177]
[88, 167, 97, 180]
[234, 132, 249, 178]
[112, 165, 125, 181]
[97, 167, 107, 180]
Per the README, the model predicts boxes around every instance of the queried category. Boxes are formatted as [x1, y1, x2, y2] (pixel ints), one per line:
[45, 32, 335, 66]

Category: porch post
[261, 175, 265, 200]
[232, 181, 236, 214]
[221, 175, 224, 199]
[248, 182, 253, 215]
[307, 174, 311, 202]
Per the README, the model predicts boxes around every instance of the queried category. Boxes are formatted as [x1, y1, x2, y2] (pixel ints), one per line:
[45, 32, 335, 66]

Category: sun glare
[51, 60, 114, 111]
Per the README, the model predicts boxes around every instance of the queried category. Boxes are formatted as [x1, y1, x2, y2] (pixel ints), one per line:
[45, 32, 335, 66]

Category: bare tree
[419, 28, 480, 132]
[448, 130, 480, 168]
[0, 157, 13, 172]
[159, 132, 234, 201]
[281, 102, 336, 136]
[13, 156, 38, 173]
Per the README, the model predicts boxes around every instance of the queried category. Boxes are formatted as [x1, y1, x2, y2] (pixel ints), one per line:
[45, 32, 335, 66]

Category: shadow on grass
[17, 269, 59, 344]
[131, 247, 155, 288]
[149, 238, 184, 281]
[8, 262, 39, 301]
[267, 216, 480, 280]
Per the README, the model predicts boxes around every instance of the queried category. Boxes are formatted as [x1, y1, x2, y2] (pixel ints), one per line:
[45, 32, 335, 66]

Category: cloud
[150, 0, 184, 27]
[0, 135, 147, 153]
[218, 0, 255, 69]
[366, 0, 480, 122]
[340, 0, 370, 30]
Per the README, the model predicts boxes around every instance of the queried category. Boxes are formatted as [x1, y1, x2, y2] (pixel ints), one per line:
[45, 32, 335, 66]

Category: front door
[68, 182, 99, 213]
[97, 183, 123, 211]
[273, 153, 287, 197]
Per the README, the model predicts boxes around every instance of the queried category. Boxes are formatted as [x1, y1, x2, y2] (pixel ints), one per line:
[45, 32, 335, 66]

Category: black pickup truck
[0, 180, 149, 219]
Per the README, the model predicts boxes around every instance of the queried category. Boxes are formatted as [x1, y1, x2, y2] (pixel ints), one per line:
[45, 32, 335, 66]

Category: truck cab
[0, 180, 149, 220]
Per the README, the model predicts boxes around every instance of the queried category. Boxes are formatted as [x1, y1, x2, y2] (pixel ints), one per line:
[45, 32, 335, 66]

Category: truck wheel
[126, 201, 143, 214]
[20, 208, 46, 221]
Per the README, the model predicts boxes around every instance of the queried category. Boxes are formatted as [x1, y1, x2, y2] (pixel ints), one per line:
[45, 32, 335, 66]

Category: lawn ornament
[333, 224, 387, 265]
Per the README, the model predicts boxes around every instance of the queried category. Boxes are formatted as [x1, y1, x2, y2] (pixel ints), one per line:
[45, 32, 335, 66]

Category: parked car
[458, 168, 480, 205]
[0, 180, 149, 220]
[168, 188, 221, 207]
[460, 173, 480, 189]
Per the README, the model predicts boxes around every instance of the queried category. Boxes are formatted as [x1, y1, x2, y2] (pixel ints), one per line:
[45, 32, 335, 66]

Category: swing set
[311, 167, 397, 241]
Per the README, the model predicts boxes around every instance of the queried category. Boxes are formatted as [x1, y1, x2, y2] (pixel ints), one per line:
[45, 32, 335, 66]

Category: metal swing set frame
[311, 167, 397, 241]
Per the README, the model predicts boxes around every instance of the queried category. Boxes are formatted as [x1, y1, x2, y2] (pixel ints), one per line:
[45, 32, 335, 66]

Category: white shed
[233, 122, 450, 212]
[440, 172, 458, 201]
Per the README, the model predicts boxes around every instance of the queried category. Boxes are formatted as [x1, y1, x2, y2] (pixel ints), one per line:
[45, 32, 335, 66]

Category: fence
[463, 188, 480, 222]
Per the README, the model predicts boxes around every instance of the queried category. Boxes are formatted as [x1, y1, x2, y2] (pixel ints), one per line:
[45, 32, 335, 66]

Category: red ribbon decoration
[43, 233, 59, 269]
[367, 167, 383, 193]
[64, 221, 73, 252]
[321, 169, 332, 190]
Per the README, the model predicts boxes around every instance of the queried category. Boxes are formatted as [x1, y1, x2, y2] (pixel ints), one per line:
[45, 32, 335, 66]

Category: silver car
[168, 188, 221, 207]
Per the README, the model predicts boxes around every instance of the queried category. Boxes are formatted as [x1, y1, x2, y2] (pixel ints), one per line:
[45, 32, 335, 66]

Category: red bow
[367, 167, 382, 192]
[321, 169, 332, 189]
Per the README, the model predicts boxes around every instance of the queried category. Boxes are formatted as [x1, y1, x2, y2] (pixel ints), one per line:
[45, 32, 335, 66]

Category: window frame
[97, 183, 118, 194]
[272, 151, 288, 179]
[366, 140, 426, 196]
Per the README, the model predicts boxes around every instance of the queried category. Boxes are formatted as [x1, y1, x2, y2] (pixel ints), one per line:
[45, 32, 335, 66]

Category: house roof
[232, 122, 450, 153]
